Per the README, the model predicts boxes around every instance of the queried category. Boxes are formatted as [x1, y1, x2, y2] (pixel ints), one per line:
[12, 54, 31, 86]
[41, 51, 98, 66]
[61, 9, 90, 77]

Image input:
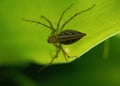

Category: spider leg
[60, 4, 95, 31]
[59, 44, 70, 61]
[56, 4, 73, 31]
[41, 16, 56, 33]
[38, 44, 60, 71]
[22, 18, 54, 31]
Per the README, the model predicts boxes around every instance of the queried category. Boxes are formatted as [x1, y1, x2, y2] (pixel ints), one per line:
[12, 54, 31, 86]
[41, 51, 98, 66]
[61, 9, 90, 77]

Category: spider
[22, 4, 95, 70]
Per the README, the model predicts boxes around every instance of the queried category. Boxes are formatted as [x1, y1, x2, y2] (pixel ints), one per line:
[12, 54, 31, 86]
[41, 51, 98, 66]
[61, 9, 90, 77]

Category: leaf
[0, 0, 120, 66]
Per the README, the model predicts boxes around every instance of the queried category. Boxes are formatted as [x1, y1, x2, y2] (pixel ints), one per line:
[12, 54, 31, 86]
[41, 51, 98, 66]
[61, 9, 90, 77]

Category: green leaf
[0, 0, 120, 66]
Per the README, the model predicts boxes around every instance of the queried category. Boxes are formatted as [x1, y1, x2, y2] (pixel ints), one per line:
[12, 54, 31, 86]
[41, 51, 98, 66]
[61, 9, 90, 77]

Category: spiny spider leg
[41, 16, 56, 33]
[59, 44, 70, 61]
[22, 18, 53, 31]
[39, 44, 60, 71]
[56, 4, 73, 31]
[60, 4, 96, 31]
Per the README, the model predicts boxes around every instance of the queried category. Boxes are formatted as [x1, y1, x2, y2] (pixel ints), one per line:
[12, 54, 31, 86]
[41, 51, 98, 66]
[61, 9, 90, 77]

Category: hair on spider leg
[56, 3, 74, 31]
[38, 45, 60, 72]
[60, 4, 96, 31]
[23, 4, 96, 71]
[22, 18, 53, 31]
[40, 15, 56, 32]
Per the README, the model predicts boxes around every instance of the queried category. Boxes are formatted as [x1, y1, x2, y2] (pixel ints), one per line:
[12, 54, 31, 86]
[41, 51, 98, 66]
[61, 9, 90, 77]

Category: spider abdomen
[57, 30, 86, 45]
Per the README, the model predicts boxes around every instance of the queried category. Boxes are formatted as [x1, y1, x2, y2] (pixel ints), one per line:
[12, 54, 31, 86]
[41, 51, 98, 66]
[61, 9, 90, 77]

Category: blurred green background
[1, 0, 120, 86]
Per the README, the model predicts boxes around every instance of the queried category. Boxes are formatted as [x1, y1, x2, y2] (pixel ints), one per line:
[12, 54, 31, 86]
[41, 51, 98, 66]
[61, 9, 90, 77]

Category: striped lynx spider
[22, 4, 95, 70]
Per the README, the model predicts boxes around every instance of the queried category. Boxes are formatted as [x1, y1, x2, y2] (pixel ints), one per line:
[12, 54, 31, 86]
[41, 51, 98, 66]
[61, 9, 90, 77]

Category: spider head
[47, 36, 58, 44]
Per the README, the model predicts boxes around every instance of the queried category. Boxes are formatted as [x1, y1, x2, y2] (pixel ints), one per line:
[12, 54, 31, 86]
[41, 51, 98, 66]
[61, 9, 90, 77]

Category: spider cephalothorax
[22, 4, 95, 70]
